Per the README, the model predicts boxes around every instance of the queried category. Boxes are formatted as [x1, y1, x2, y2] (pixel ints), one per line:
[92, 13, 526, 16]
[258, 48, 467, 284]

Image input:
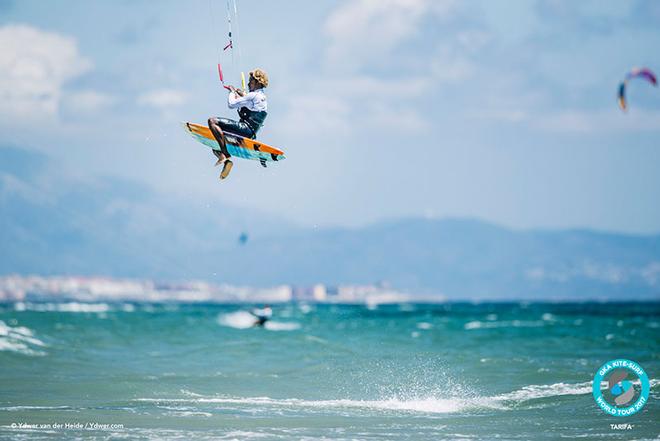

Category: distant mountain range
[2, 145, 659, 300]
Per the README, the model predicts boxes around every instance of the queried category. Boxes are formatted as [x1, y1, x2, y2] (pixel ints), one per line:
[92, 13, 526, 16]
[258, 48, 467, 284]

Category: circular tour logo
[593, 359, 649, 417]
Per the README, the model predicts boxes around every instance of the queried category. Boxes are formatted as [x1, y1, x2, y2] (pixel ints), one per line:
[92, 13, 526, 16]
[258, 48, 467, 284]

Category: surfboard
[182, 122, 285, 164]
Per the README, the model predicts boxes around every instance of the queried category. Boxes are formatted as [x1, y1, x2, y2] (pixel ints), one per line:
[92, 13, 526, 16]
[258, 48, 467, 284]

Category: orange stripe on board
[186, 122, 284, 155]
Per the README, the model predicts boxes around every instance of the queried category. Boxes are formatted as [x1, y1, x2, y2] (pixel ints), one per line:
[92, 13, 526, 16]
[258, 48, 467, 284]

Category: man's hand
[229, 85, 246, 97]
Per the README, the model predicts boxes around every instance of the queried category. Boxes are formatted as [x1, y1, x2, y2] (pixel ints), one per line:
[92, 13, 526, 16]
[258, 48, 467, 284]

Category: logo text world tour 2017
[592, 359, 650, 417]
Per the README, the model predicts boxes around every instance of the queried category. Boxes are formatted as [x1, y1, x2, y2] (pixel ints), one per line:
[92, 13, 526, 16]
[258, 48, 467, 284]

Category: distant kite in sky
[238, 232, 249, 245]
[618, 67, 657, 111]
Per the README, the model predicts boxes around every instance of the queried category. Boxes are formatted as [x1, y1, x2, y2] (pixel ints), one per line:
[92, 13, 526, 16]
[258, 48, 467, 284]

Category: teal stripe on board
[183, 124, 282, 162]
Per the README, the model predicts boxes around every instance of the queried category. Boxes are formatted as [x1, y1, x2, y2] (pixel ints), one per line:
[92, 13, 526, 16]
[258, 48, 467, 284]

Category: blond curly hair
[249, 68, 269, 88]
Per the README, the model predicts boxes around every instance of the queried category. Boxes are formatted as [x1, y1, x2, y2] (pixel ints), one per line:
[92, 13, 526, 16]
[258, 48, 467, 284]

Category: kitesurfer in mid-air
[208, 68, 269, 180]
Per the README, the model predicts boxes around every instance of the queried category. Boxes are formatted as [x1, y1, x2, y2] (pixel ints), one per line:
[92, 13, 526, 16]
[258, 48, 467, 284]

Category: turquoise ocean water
[0, 302, 658, 440]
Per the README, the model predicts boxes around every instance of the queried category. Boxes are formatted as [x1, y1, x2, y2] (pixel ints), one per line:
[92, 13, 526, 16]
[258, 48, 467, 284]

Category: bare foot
[213, 150, 227, 166]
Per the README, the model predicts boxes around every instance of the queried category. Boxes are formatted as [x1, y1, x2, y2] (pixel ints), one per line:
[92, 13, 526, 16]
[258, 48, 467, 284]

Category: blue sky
[1, 0, 659, 233]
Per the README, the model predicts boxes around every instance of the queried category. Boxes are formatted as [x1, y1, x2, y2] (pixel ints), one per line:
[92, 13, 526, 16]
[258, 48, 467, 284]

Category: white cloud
[363, 105, 429, 131]
[313, 75, 430, 98]
[324, 0, 459, 71]
[0, 173, 48, 203]
[534, 108, 660, 133]
[534, 110, 594, 133]
[277, 74, 431, 135]
[465, 106, 660, 132]
[137, 89, 188, 109]
[278, 95, 350, 135]
[308, 1, 482, 135]
[456, 30, 491, 53]
[64, 90, 116, 113]
[430, 52, 474, 83]
[467, 109, 528, 123]
[0, 24, 92, 121]
[427, 30, 492, 84]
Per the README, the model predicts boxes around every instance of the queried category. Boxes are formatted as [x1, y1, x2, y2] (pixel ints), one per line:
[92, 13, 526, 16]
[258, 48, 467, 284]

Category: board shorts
[212, 117, 256, 139]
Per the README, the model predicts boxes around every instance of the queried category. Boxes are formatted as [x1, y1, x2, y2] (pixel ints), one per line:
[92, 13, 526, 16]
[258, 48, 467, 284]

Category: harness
[238, 107, 267, 138]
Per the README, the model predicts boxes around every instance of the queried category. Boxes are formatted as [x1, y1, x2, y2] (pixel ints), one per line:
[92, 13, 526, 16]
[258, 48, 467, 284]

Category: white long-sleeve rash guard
[227, 89, 267, 112]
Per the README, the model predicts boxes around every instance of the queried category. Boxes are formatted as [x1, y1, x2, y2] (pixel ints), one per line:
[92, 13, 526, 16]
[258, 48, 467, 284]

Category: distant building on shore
[0, 275, 430, 305]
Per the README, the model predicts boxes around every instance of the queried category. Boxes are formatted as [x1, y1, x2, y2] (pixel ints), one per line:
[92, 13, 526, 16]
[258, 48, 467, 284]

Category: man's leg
[208, 118, 234, 179]
[208, 118, 230, 162]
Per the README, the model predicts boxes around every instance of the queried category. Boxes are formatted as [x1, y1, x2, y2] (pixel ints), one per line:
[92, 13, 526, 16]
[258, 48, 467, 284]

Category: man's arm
[227, 89, 254, 109]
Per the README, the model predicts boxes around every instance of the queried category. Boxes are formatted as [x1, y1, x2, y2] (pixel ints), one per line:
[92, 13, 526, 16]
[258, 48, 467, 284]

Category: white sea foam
[0, 320, 46, 356]
[220, 430, 273, 440]
[0, 405, 73, 411]
[158, 406, 213, 418]
[264, 321, 300, 331]
[298, 304, 312, 314]
[181, 389, 204, 397]
[493, 381, 594, 402]
[9, 325, 33, 336]
[135, 379, 660, 416]
[217, 311, 300, 331]
[416, 322, 433, 330]
[304, 335, 329, 345]
[464, 320, 545, 330]
[136, 396, 480, 414]
[217, 311, 258, 329]
[494, 379, 660, 403]
[0, 339, 29, 353]
[166, 410, 213, 417]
